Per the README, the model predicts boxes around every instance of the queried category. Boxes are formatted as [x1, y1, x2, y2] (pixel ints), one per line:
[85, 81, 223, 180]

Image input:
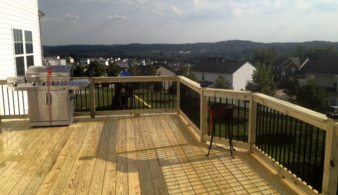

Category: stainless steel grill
[6, 65, 91, 126]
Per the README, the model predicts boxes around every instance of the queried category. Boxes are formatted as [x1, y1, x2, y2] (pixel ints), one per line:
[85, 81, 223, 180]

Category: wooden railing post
[200, 87, 207, 143]
[248, 93, 257, 153]
[89, 78, 95, 118]
[321, 118, 338, 195]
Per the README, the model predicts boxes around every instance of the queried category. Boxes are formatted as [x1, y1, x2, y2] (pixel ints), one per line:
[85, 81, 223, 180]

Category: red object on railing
[205, 106, 222, 132]
[47, 66, 53, 126]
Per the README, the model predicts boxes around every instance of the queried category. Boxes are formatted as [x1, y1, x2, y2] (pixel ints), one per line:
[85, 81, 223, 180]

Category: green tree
[283, 79, 301, 102]
[293, 45, 308, 57]
[213, 75, 231, 89]
[147, 65, 157, 76]
[128, 59, 141, 76]
[252, 47, 279, 66]
[247, 63, 277, 96]
[182, 66, 198, 82]
[107, 62, 120, 76]
[73, 64, 85, 77]
[86, 60, 105, 77]
[295, 79, 329, 113]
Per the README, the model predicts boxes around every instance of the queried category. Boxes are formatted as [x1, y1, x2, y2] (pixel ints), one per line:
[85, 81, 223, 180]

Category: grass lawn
[73, 85, 177, 112]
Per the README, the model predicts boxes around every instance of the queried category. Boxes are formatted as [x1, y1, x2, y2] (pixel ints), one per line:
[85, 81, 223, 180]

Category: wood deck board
[0, 115, 284, 195]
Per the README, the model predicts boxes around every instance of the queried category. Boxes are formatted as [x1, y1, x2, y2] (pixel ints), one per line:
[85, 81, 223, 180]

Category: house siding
[232, 62, 256, 91]
[0, 0, 41, 115]
[193, 71, 233, 88]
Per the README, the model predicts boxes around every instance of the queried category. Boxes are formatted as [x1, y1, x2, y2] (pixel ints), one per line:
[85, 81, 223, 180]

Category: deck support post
[200, 88, 207, 143]
[89, 79, 95, 119]
[248, 93, 257, 153]
[322, 118, 338, 195]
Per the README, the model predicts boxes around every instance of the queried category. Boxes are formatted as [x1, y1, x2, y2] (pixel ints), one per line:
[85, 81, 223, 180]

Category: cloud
[65, 13, 80, 19]
[171, 5, 183, 15]
[107, 15, 128, 20]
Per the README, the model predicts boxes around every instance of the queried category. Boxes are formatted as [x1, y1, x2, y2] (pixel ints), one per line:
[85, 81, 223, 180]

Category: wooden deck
[0, 113, 284, 195]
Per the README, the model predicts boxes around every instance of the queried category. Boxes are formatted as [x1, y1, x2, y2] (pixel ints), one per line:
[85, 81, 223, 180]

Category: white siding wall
[0, 0, 41, 115]
[193, 71, 233, 88]
[232, 62, 256, 91]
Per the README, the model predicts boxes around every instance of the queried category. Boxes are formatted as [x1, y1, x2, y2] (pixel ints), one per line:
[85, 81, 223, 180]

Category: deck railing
[0, 75, 337, 195]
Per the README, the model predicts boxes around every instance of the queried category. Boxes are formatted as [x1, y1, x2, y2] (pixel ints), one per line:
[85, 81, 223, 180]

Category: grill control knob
[13, 82, 17, 86]
[41, 82, 45, 85]
[74, 83, 78, 85]
[32, 82, 35, 86]
[51, 81, 54, 86]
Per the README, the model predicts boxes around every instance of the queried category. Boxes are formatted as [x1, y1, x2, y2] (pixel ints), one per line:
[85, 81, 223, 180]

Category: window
[309, 75, 315, 80]
[290, 68, 296, 73]
[282, 67, 286, 73]
[13, 29, 34, 76]
[333, 76, 338, 89]
[289, 77, 294, 80]
[202, 73, 205, 80]
[331, 98, 338, 106]
[277, 67, 280, 71]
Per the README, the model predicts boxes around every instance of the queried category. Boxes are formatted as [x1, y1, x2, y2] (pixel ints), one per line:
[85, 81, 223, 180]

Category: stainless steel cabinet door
[28, 90, 70, 122]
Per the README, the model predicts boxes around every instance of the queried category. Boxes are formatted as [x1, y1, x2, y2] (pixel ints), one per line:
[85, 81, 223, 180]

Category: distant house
[272, 57, 309, 82]
[44, 56, 66, 65]
[115, 62, 129, 69]
[138, 65, 175, 90]
[80, 58, 90, 64]
[305, 56, 338, 105]
[294, 59, 316, 85]
[191, 57, 256, 90]
[99, 60, 108, 66]
[0, 0, 44, 114]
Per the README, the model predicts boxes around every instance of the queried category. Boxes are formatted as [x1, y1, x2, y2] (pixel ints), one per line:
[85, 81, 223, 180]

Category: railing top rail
[203, 88, 252, 101]
[0, 76, 178, 85]
[178, 76, 202, 94]
[253, 93, 328, 130]
[334, 122, 338, 128]
[78, 76, 178, 83]
[0, 80, 6, 85]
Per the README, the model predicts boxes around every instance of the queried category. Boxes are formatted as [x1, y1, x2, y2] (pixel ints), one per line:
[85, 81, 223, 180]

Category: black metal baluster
[297, 121, 303, 177]
[75, 90, 78, 112]
[260, 106, 265, 150]
[307, 125, 314, 185]
[218, 97, 221, 138]
[292, 119, 298, 172]
[275, 111, 280, 162]
[313, 128, 320, 190]
[272, 110, 276, 159]
[262, 106, 267, 152]
[107, 83, 109, 110]
[287, 117, 293, 169]
[16, 91, 20, 115]
[302, 124, 308, 180]
[79, 89, 82, 112]
[283, 114, 288, 166]
[159, 81, 161, 110]
[237, 99, 240, 141]
[279, 113, 284, 163]
[268, 108, 273, 156]
[263, 106, 268, 152]
[256, 104, 261, 147]
[156, 82, 158, 109]
[1, 86, 5, 115]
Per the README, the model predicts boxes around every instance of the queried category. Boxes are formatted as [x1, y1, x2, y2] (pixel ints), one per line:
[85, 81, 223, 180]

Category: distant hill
[43, 40, 338, 64]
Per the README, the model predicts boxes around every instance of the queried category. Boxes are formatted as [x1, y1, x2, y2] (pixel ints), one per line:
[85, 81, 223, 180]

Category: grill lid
[26, 65, 74, 82]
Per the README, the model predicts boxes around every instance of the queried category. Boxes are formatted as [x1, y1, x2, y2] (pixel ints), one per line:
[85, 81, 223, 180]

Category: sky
[38, 0, 338, 46]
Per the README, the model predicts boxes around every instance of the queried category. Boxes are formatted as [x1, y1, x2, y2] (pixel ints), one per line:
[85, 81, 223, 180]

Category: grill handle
[45, 93, 52, 105]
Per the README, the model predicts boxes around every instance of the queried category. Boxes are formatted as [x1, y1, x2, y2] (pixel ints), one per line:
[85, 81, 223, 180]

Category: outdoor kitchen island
[0, 114, 292, 195]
